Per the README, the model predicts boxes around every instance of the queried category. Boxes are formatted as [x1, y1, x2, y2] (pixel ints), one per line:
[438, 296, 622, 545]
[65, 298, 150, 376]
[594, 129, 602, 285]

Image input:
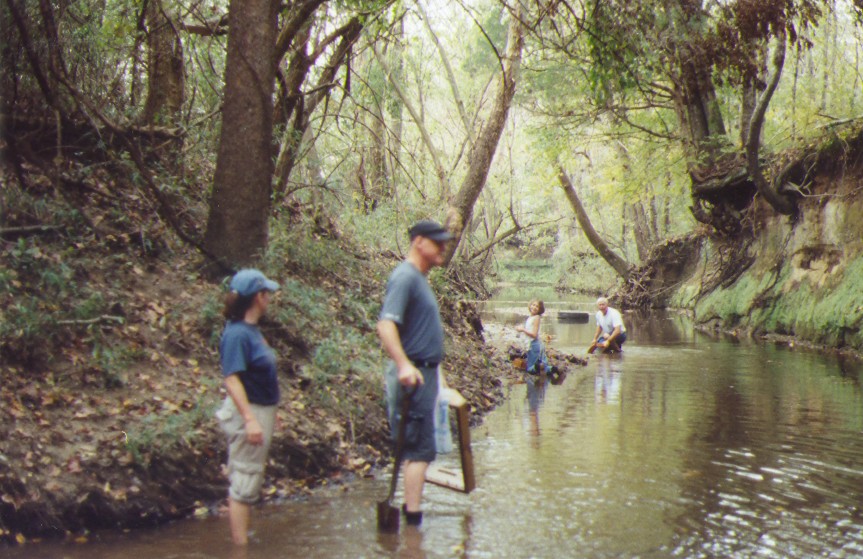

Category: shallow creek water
[4, 299, 863, 558]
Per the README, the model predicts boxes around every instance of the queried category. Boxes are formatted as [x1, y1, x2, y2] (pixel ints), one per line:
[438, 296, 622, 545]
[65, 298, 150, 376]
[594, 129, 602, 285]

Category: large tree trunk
[739, 39, 766, 148]
[664, 3, 727, 155]
[557, 165, 633, 281]
[739, 76, 757, 148]
[442, 2, 524, 266]
[204, 0, 279, 269]
[629, 202, 652, 263]
[141, 0, 184, 125]
[673, 53, 727, 151]
[368, 74, 389, 207]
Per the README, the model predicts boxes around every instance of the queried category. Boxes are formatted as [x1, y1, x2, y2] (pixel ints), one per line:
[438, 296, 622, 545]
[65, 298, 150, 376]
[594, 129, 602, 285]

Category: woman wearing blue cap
[215, 269, 280, 545]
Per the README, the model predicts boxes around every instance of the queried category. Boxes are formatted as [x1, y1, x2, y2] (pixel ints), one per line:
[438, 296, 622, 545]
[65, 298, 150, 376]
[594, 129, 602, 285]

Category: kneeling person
[590, 297, 627, 353]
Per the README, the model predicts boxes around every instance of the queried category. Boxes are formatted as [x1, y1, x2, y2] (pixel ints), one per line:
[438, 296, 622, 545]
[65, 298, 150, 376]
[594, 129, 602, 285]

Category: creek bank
[0, 252, 586, 545]
[669, 170, 863, 353]
[689, 315, 863, 362]
[615, 128, 863, 356]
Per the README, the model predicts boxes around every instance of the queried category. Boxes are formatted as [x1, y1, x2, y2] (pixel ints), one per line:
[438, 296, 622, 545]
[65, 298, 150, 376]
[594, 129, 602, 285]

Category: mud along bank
[670, 161, 863, 353]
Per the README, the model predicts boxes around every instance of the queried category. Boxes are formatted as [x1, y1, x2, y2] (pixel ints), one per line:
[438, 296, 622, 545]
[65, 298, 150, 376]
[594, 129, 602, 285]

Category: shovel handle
[385, 389, 413, 503]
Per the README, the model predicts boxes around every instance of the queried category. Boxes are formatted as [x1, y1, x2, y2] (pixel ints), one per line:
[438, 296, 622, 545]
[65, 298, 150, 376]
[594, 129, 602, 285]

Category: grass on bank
[682, 247, 863, 349]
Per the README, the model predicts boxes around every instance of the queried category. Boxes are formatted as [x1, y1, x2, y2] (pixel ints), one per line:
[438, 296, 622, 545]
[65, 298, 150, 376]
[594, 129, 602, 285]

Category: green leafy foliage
[124, 377, 220, 464]
[269, 277, 331, 333]
[310, 327, 379, 382]
[461, 3, 509, 76]
[0, 238, 110, 367]
[90, 339, 142, 388]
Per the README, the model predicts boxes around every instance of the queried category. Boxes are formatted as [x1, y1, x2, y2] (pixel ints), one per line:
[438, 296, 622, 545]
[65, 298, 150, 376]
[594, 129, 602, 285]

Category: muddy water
[4, 302, 863, 558]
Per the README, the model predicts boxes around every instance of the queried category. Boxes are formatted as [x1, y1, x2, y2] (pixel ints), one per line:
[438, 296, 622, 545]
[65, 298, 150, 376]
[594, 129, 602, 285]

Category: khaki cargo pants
[217, 397, 277, 504]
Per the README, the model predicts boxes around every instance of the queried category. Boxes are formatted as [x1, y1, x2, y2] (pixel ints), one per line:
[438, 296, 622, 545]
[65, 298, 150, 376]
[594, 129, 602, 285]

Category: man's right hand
[397, 363, 424, 387]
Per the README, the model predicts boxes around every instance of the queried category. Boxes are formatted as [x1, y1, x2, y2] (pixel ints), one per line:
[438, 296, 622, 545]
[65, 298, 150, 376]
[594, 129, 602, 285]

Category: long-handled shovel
[377, 394, 411, 533]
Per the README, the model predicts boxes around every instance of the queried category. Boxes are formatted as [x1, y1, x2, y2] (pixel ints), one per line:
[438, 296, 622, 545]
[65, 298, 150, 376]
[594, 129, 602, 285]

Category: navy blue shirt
[220, 321, 279, 405]
[379, 261, 445, 363]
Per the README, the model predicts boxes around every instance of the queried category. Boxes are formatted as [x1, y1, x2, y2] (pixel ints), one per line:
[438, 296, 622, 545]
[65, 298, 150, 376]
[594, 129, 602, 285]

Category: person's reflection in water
[526, 375, 548, 441]
[228, 543, 248, 559]
[377, 526, 427, 559]
[400, 525, 427, 559]
[594, 356, 622, 404]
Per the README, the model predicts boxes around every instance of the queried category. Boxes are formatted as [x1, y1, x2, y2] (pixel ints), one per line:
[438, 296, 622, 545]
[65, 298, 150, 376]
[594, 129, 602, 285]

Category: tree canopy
[3, 0, 863, 285]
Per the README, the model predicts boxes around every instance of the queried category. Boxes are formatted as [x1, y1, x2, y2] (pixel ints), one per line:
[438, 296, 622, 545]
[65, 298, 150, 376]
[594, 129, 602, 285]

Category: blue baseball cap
[229, 269, 280, 297]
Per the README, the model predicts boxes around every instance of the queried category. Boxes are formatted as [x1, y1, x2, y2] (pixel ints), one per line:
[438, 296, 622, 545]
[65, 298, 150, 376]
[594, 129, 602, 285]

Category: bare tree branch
[415, 0, 475, 146]
[745, 31, 796, 216]
[557, 164, 633, 280]
[373, 42, 451, 198]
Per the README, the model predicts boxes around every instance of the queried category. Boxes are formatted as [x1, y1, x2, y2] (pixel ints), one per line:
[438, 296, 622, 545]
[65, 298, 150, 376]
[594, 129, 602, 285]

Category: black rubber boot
[402, 504, 423, 526]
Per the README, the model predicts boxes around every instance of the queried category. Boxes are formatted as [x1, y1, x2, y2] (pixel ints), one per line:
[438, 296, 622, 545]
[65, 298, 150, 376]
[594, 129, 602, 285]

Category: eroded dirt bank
[0, 256, 585, 544]
[670, 165, 863, 353]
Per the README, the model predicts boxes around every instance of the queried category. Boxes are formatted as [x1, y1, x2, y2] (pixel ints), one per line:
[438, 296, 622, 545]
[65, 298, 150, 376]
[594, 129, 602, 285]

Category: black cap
[408, 220, 454, 241]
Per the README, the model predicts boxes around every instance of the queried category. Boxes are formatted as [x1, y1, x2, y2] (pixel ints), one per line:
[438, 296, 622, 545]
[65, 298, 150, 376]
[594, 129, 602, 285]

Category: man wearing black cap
[377, 220, 453, 526]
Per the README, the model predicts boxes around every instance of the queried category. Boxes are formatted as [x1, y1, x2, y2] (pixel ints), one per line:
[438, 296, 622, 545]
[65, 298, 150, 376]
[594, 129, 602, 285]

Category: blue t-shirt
[220, 321, 279, 405]
[379, 261, 445, 363]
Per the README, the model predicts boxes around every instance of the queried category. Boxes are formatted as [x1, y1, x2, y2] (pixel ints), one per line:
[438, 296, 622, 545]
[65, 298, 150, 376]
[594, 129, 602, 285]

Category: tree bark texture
[629, 202, 652, 263]
[273, 22, 312, 127]
[368, 97, 389, 205]
[557, 166, 633, 281]
[746, 32, 796, 216]
[662, 2, 726, 153]
[673, 51, 726, 150]
[141, 0, 185, 125]
[204, 0, 279, 268]
[442, 2, 525, 266]
[739, 76, 756, 148]
[275, 0, 327, 61]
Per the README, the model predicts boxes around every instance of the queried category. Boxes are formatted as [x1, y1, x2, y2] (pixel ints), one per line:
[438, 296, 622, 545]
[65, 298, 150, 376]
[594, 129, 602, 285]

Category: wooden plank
[425, 463, 465, 492]
[455, 402, 476, 493]
[424, 394, 475, 493]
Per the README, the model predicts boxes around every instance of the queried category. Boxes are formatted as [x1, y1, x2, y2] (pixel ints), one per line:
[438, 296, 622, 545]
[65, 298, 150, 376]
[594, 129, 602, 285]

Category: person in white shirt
[589, 297, 627, 353]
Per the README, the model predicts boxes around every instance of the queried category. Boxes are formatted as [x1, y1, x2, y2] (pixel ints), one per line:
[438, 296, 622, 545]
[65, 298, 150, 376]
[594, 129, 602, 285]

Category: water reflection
[525, 375, 547, 440]
[594, 356, 622, 404]
[836, 353, 863, 385]
[377, 526, 426, 559]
